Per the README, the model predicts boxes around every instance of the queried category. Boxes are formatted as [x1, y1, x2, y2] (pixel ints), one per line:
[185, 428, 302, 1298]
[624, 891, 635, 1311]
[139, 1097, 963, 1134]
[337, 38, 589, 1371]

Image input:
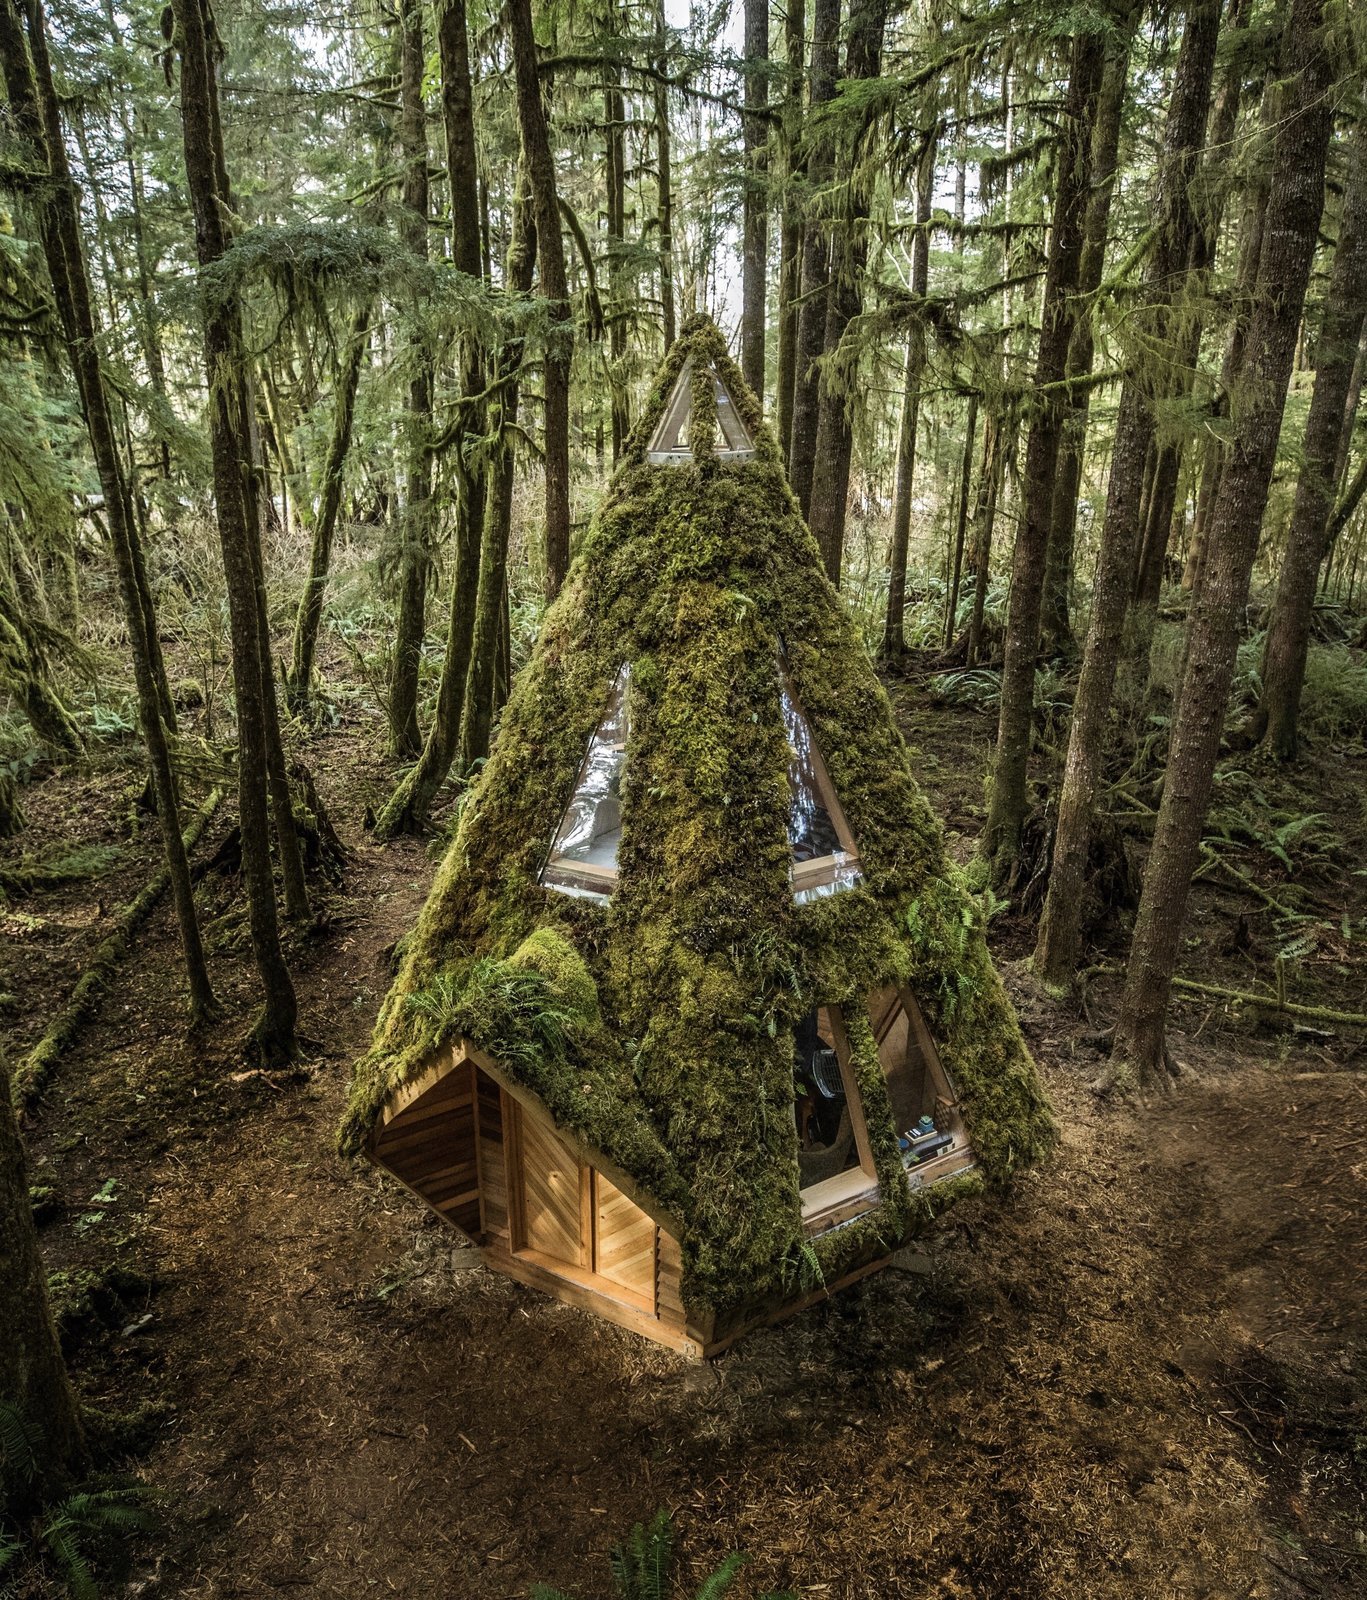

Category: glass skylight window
[782, 678, 863, 903]
[542, 667, 630, 904]
[646, 359, 756, 463]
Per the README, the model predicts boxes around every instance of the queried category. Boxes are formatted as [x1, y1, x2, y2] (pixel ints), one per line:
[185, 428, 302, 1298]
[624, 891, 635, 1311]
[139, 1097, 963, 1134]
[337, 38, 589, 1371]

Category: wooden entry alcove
[366, 1041, 700, 1355]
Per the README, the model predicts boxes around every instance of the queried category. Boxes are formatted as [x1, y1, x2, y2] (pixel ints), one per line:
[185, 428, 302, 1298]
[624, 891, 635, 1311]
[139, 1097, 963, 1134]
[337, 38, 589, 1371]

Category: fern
[609, 1509, 673, 1600]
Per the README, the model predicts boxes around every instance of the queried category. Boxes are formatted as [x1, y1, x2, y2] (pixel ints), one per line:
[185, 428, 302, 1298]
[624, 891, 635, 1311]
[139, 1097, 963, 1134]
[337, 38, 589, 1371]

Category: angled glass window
[542, 667, 629, 904]
[646, 358, 756, 463]
[791, 1003, 879, 1230]
[782, 677, 863, 903]
[866, 985, 975, 1187]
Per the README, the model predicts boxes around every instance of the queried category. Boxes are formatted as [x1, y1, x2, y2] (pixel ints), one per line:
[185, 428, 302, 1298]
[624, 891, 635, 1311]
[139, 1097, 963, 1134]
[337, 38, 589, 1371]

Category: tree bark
[509, 0, 572, 598]
[1039, 16, 1135, 657]
[388, 0, 435, 758]
[1252, 119, 1367, 758]
[740, 0, 769, 397]
[881, 136, 937, 660]
[965, 413, 1004, 667]
[944, 394, 979, 651]
[774, 0, 804, 466]
[286, 303, 370, 713]
[374, 0, 489, 837]
[171, 0, 296, 1062]
[3, 0, 217, 1021]
[1032, 0, 1222, 989]
[806, 0, 887, 578]
[786, 0, 839, 516]
[1110, 0, 1334, 1089]
[653, 0, 676, 350]
[0, 1048, 89, 1521]
[460, 167, 538, 773]
[981, 29, 1106, 879]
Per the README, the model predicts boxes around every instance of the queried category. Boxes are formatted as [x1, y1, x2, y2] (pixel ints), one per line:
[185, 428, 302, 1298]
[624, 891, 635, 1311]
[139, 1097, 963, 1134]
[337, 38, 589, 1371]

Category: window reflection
[781, 678, 863, 903]
[792, 1007, 863, 1190]
[867, 986, 973, 1183]
[543, 667, 629, 903]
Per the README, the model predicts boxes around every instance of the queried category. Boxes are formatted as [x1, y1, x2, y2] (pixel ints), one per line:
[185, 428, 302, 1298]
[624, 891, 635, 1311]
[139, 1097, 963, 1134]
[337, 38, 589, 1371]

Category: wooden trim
[801, 1171, 880, 1233]
[545, 857, 617, 885]
[367, 1149, 480, 1243]
[825, 1007, 876, 1176]
[486, 1244, 707, 1358]
[700, 1256, 891, 1359]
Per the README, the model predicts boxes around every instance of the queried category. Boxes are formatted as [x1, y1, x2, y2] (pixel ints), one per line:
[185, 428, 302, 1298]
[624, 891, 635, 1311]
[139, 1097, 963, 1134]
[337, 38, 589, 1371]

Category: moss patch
[342, 315, 1052, 1320]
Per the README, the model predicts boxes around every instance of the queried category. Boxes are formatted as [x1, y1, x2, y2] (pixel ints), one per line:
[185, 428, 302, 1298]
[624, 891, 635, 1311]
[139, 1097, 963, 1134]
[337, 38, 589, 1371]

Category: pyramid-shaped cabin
[341, 318, 1051, 1357]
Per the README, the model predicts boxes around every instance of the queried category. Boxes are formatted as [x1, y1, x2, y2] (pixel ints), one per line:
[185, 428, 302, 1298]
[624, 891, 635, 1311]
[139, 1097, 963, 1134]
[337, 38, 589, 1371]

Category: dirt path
[8, 711, 1364, 1600]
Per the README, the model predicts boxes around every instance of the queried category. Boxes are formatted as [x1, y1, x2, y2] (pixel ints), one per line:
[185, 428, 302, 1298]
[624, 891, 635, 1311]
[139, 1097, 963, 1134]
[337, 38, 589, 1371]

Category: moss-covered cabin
[342, 317, 1051, 1358]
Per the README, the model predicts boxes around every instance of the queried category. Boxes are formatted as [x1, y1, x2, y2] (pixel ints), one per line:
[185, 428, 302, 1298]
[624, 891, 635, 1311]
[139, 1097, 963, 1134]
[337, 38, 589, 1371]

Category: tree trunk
[806, 0, 887, 578]
[1032, 0, 1222, 989]
[786, 0, 839, 516]
[374, 0, 489, 837]
[460, 167, 538, 774]
[388, 0, 435, 758]
[509, 0, 571, 598]
[653, 0, 675, 350]
[1252, 121, 1367, 757]
[1110, 0, 1334, 1090]
[1331, 330, 1365, 494]
[966, 415, 1004, 667]
[604, 0, 629, 460]
[944, 395, 979, 651]
[3, 0, 217, 1021]
[981, 29, 1106, 879]
[880, 138, 937, 660]
[740, 0, 769, 397]
[774, 0, 804, 466]
[0, 1048, 89, 1521]
[286, 303, 370, 713]
[171, 0, 296, 1063]
[1040, 17, 1135, 658]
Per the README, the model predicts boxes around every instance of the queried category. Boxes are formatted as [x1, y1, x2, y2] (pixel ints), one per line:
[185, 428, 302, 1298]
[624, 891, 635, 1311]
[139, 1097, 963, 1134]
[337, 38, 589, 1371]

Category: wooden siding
[518, 1108, 588, 1268]
[370, 1056, 481, 1235]
[594, 1174, 656, 1303]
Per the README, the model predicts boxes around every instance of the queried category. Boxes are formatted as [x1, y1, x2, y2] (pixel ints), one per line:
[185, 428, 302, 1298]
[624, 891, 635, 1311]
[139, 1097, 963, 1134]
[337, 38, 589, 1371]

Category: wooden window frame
[780, 671, 863, 901]
[867, 984, 975, 1187]
[797, 1005, 881, 1234]
[646, 358, 756, 464]
[543, 668, 629, 901]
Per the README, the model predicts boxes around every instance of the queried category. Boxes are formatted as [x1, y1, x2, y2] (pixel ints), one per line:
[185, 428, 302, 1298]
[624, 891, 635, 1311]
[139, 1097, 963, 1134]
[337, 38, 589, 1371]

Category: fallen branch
[1083, 964, 1367, 1031]
[13, 789, 222, 1113]
[1197, 844, 1298, 920]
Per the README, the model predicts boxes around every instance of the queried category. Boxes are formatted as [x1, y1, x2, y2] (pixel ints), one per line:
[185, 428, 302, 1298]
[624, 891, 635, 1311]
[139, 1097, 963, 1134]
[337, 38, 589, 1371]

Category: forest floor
[3, 655, 1365, 1600]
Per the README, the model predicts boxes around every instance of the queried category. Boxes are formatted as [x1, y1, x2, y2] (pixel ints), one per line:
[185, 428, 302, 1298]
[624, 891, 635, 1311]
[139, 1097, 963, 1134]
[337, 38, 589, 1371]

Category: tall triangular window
[782, 677, 863, 902]
[647, 358, 756, 463]
[543, 667, 630, 903]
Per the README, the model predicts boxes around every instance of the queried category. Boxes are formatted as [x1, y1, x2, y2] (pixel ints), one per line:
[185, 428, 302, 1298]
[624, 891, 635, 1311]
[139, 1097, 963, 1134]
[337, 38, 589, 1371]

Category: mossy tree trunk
[807, 0, 887, 583]
[1, 0, 216, 1020]
[773, 0, 803, 467]
[374, 0, 488, 837]
[785, 0, 839, 517]
[0, 1049, 89, 1522]
[388, 0, 435, 760]
[171, 0, 297, 1063]
[460, 167, 537, 774]
[286, 301, 371, 715]
[652, 0, 676, 351]
[1251, 118, 1367, 759]
[1039, 14, 1136, 659]
[1110, 0, 1334, 1090]
[509, 0, 572, 600]
[981, 28, 1106, 880]
[943, 394, 978, 651]
[880, 135, 936, 662]
[740, 0, 768, 399]
[1032, 0, 1222, 991]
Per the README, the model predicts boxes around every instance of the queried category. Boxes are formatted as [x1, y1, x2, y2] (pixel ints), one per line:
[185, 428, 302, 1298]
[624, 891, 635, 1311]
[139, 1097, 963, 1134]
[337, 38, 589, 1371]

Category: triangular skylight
[647, 358, 756, 463]
[543, 667, 630, 903]
[782, 678, 863, 903]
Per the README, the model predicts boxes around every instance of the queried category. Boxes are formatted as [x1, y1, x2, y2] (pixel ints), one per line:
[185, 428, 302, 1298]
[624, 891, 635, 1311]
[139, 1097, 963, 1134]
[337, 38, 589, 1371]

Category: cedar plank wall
[370, 1058, 481, 1234]
[371, 1049, 693, 1346]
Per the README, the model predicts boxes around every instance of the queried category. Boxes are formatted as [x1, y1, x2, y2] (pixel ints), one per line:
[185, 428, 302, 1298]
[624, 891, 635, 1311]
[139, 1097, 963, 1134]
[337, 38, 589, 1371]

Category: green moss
[342, 316, 1052, 1322]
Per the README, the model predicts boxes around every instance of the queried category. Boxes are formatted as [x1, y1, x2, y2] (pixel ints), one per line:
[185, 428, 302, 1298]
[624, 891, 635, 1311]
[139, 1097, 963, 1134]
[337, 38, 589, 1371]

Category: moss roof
[342, 316, 1052, 1316]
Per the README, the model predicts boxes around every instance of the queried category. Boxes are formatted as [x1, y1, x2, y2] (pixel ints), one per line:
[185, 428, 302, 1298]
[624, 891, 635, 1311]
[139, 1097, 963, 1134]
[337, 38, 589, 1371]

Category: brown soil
[4, 687, 1364, 1600]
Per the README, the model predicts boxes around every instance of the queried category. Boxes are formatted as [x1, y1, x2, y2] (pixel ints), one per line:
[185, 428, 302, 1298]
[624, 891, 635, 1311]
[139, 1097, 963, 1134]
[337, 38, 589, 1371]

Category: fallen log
[13, 789, 222, 1112]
